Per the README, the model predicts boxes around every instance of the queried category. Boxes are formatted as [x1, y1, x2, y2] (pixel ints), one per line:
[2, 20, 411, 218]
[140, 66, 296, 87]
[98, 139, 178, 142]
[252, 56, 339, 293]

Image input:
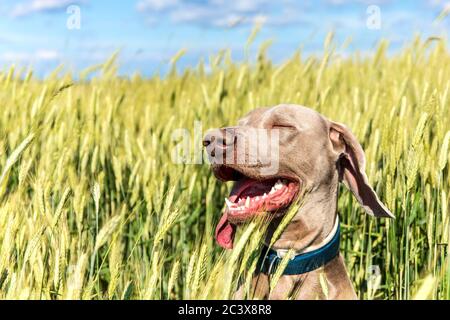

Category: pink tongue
[215, 194, 239, 249]
[215, 212, 236, 249]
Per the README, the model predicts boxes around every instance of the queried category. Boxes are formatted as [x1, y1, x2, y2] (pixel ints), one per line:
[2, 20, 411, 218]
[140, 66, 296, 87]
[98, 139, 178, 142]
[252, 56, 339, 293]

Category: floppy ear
[329, 121, 394, 218]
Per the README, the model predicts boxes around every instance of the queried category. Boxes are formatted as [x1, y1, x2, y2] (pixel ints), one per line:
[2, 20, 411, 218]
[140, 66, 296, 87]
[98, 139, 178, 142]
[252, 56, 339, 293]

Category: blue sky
[1, 0, 449, 77]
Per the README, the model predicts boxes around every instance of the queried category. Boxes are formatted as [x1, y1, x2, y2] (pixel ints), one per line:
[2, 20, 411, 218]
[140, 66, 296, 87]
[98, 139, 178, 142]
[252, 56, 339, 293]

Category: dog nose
[203, 128, 237, 161]
[203, 128, 234, 148]
[203, 128, 239, 164]
[203, 131, 217, 147]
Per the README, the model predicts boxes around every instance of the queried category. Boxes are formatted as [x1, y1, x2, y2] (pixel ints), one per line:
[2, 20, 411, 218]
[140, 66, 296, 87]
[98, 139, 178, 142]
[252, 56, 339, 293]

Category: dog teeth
[225, 198, 234, 208]
[245, 197, 250, 208]
[274, 180, 284, 189]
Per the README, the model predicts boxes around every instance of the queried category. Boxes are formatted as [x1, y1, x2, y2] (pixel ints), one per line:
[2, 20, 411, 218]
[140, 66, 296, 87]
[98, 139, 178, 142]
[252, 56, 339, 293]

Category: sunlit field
[0, 34, 449, 299]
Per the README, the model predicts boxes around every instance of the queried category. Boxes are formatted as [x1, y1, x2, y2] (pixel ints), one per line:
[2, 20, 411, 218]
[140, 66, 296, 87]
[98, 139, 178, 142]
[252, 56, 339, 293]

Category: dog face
[203, 104, 393, 249]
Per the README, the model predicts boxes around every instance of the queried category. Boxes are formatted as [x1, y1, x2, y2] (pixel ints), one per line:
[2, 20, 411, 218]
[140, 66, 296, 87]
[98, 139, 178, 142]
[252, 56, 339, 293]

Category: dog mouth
[225, 177, 299, 224]
[213, 165, 300, 249]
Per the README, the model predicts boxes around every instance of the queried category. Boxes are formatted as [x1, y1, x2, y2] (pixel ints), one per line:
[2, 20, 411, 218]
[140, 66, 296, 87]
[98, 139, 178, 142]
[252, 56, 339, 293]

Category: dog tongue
[215, 212, 236, 249]
[215, 193, 239, 249]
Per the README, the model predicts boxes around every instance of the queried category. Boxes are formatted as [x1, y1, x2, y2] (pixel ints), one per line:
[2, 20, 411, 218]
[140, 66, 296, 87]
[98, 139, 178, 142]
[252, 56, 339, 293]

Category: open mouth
[213, 165, 300, 249]
[225, 177, 299, 223]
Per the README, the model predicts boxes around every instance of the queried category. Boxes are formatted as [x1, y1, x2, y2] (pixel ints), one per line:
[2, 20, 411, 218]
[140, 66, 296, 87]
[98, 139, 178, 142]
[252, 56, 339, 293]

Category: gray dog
[203, 104, 394, 300]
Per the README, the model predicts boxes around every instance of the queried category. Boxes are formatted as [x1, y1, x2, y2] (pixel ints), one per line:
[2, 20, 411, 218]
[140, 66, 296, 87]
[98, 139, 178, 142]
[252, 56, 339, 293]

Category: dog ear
[329, 121, 394, 218]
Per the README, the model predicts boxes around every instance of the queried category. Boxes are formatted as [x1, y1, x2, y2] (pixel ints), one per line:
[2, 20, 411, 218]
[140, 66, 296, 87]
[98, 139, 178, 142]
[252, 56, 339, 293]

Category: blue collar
[256, 225, 340, 275]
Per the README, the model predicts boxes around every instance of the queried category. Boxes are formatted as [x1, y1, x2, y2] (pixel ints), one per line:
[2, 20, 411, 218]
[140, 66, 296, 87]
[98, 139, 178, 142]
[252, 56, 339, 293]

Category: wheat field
[0, 35, 449, 300]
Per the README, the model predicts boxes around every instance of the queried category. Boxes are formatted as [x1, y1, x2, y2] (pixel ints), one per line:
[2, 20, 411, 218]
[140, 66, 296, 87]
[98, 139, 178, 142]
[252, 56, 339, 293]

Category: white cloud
[0, 49, 60, 62]
[11, 0, 84, 17]
[0, 52, 30, 61]
[36, 49, 60, 60]
[428, 0, 445, 6]
[439, 1, 450, 10]
[170, 6, 213, 24]
[136, 0, 179, 12]
[326, 0, 391, 4]
[136, 0, 294, 28]
[213, 14, 246, 28]
[424, 0, 450, 10]
[214, 0, 270, 13]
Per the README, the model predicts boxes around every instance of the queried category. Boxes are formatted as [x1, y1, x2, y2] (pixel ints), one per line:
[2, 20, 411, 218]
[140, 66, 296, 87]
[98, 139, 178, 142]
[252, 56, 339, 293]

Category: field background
[0, 34, 449, 299]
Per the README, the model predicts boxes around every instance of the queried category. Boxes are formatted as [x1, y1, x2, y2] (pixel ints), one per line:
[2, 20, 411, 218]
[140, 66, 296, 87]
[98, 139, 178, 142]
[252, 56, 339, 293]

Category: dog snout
[203, 128, 237, 161]
[202, 130, 216, 147]
[203, 128, 236, 147]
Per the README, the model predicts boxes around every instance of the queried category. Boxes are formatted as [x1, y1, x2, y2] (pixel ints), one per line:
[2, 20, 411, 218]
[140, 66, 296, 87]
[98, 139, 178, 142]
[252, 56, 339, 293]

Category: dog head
[203, 104, 394, 249]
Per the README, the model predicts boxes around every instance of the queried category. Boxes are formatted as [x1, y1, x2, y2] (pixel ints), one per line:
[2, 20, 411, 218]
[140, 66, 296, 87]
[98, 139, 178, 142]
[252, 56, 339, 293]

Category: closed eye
[272, 124, 295, 129]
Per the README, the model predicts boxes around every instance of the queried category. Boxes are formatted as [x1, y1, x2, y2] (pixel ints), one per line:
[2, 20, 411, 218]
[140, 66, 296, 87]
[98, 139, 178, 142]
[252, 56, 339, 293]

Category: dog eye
[272, 124, 295, 129]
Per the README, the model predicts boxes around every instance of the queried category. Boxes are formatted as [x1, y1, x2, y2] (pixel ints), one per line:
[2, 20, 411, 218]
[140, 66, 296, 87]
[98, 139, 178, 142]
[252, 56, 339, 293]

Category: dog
[202, 104, 394, 300]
